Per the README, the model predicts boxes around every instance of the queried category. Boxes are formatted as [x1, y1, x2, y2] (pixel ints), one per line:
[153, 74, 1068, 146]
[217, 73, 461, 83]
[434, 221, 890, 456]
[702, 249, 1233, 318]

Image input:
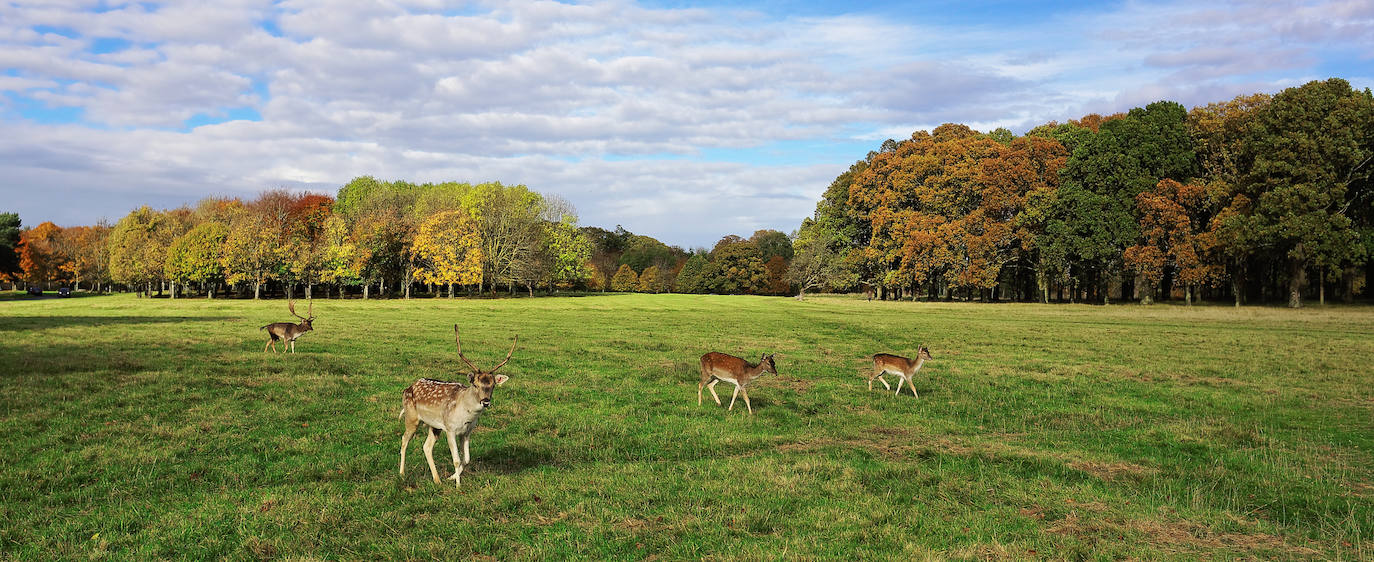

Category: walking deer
[260, 299, 314, 353]
[697, 352, 779, 415]
[398, 326, 518, 488]
[869, 346, 932, 398]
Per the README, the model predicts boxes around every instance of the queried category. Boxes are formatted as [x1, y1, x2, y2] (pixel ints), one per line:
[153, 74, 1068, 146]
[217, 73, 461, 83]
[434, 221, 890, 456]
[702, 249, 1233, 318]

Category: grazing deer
[869, 346, 932, 398]
[398, 326, 518, 488]
[697, 352, 778, 415]
[260, 299, 314, 353]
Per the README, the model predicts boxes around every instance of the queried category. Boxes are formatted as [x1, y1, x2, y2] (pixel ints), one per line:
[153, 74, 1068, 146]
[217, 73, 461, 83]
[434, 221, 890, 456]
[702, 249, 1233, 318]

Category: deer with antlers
[697, 352, 779, 415]
[260, 299, 314, 353]
[398, 326, 518, 488]
[869, 346, 932, 398]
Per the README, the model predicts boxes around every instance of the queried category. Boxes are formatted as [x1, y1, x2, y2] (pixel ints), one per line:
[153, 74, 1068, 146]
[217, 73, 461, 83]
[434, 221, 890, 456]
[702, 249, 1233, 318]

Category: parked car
[58, 287, 71, 297]
[26, 286, 42, 296]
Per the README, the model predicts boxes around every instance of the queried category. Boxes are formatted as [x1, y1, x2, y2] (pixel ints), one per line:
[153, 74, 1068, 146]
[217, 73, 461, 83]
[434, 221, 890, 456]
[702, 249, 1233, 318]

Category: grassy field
[1, 293, 1371, 559]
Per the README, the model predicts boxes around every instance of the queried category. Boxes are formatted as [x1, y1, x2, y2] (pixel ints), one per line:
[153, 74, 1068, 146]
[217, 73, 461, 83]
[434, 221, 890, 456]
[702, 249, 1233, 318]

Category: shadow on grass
[0, 315, 231, 332]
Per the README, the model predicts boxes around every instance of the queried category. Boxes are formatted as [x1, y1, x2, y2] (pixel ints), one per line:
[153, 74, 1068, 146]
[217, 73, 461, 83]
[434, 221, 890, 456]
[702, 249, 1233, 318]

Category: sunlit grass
[1, 293, 1370, 558]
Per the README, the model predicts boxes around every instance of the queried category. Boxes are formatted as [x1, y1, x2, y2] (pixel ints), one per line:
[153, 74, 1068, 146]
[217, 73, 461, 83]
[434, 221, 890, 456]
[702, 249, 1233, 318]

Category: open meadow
[1, 293, 1371, 559]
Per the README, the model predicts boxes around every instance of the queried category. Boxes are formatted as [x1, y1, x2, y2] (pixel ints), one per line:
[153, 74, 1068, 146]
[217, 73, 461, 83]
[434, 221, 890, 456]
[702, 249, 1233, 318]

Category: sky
[1, 0, 1371, 248]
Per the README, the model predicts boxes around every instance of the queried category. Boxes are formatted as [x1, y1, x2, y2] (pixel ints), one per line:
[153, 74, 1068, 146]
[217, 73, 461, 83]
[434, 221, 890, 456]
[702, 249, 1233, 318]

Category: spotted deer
[869, 346, 932, 398]
[398, 326, 518, 488]
[697, 352, 778, 415]
[260, 299, 314, 353]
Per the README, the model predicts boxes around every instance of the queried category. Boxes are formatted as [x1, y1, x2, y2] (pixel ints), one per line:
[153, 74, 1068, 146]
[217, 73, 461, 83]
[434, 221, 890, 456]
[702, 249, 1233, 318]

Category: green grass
[1, 293, 1371, 559]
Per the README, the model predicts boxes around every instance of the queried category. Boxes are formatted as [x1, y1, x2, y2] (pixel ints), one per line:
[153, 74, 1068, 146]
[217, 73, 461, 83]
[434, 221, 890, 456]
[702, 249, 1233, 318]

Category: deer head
[455, 325, 517, 410]
[759, 353, 778, 375]
[918, 345, 932, 360]
[288, 299, 315, 332]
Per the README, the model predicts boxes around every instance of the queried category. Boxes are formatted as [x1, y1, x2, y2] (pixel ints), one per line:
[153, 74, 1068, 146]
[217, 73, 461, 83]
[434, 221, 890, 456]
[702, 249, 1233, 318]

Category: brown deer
[398, 326, 518, 488]
[260, 299, 314, 353]
[869, 346, 932, 398]
[697, 352, 778, 415]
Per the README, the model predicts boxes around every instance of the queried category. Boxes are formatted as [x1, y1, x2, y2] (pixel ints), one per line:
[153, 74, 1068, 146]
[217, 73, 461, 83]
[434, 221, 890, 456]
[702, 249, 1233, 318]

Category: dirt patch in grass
[1048, 512, 1321, 557]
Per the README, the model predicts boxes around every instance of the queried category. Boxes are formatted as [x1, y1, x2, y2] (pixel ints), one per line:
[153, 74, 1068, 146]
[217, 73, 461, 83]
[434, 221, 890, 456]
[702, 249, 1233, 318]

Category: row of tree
[2, 181, 803, 298]
[790, 78, 1374, 307]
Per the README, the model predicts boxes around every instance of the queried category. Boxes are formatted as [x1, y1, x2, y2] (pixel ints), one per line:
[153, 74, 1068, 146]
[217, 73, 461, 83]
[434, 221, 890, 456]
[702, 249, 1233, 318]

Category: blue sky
[1, 0, 1370, 247]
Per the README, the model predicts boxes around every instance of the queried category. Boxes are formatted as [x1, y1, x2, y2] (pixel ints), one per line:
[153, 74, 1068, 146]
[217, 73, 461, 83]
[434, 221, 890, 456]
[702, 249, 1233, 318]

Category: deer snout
[480, 397, 492, 409]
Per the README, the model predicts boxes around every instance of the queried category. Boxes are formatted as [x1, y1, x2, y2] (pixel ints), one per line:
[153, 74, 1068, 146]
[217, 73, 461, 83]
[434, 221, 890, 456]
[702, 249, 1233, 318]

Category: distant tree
[674, 253, 708, 293]
[165, 222, 229, 298]
[787, 222, 857, 299]
[55, 223, 111, 292]
[763, 255, 790, 295]
[1238, 79, 1373, 307]
[704, 237, 767, 294]
[1124, 179, 1219, 305]
[19, 221, 68, 288]
[108, 206, 180, 296]
[464, 182, 545, 294]
[220, 205, 281, 299]
[638, 265, 665, 293]
[412, 209, 484, 297]
[749, 229, 793, 262]
[0, 212, 21, 288]
[610, 263, 639, 292]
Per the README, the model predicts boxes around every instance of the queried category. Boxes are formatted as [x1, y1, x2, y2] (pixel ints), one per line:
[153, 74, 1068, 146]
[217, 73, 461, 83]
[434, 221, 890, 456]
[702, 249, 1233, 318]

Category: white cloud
[1, 0, 1370, 246]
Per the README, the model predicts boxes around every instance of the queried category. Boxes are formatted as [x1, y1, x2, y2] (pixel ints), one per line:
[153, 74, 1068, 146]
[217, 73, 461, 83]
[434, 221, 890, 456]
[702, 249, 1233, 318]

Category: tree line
[0, 179, 799, 299]
[790, 78, 1374, 307]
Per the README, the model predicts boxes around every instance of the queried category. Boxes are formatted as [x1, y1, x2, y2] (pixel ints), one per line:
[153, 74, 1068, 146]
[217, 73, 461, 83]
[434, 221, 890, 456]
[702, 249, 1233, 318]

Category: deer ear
[467, 373, 476, 384]
[494, 374, 509, 386]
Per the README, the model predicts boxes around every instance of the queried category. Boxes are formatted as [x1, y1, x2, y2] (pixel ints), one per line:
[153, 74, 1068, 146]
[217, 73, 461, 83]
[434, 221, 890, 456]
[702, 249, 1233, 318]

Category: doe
[869, 346, 933, 398]
[697, 352, 778, 415]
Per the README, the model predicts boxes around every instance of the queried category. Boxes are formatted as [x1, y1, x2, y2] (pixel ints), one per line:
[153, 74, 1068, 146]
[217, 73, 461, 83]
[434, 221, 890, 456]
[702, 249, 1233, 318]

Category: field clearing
[1, 293, 1372, 559]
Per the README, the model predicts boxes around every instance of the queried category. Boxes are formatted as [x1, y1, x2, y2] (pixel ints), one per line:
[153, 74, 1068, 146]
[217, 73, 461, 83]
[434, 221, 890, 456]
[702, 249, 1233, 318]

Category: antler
[489, 335, 519, 374]
[454, 325, 481, 373]
[288, 299, 306, 320]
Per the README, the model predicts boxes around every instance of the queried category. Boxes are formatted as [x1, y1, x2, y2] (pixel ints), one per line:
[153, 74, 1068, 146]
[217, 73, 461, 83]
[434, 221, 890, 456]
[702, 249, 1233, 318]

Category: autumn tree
[108, 206, 184, 296]
[220, 204, 281, 299]
[638, 265, 666, 293]
[703, 237, 768, 294]
[610, 263, 639, 291]
[18, 221, 68, 288]
[412, 209, 484, 297]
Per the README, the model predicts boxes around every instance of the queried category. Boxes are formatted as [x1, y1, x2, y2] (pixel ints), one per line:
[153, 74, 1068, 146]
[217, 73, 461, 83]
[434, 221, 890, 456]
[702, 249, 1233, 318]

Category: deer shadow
[0, 315, 231, 332]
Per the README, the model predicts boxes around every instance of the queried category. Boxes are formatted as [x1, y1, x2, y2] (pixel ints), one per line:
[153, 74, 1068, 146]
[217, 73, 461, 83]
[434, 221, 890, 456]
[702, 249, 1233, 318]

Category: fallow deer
[260, 299, 314, 353]
[398, 326, 518, 488]
[869, 346, 932, 398]
[697, 352, 779, 415]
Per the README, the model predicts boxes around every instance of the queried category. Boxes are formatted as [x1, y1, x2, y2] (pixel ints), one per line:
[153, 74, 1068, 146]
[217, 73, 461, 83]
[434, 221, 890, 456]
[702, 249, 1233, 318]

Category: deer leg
[399, 417, 417, 476]
[264, 339, 272, 353]
[289, 339, 295, 353]
[728, 383, 741, 411]
[742, 387, 753, 415]
[461, 433, 471, 465]
[894, 376, 904, 397]
[909, 378, 919, 398]
[423, 428, 441, 484]
[446, 431, 463, 489]
[707, 379, 723, 406]
[869, 368, 892, 391]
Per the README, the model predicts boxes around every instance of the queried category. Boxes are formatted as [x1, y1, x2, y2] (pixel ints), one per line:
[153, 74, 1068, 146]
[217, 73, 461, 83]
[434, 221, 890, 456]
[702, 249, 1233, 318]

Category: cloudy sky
[2, 0, 1371, 247]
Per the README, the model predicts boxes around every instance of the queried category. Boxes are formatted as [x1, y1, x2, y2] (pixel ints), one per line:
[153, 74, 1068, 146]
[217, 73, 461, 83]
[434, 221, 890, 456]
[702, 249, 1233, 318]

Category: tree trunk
[1140, 280, 1153, 305]
[253, 282, 261, 300]
[1288, 258, 1305, 309]
[208, 282, 215, 299]
[1319, 270, 1325, 306]
[306, 283, 313, 299]
[448, 283, 454, 299]
[1185, 284, 1193, 306]
[1343, 266, 1356, 304]
[363, 284, 370, 299]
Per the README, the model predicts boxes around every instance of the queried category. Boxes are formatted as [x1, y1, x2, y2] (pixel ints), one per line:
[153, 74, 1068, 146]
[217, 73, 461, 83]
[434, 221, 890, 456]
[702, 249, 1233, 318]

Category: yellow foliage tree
[610, 263, 638, 292]
[413, 210, 484, 297]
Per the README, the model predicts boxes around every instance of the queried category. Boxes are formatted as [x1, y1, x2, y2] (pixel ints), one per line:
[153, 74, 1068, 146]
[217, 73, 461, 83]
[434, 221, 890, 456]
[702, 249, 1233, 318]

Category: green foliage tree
[704, 238, 767, 294]
[674, 253, 709, 294]
[1238, 78, 1374, 307]
[749, 229, 793, 262]
[0, 212, 21, 287]
[165, 222, 229, 297]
